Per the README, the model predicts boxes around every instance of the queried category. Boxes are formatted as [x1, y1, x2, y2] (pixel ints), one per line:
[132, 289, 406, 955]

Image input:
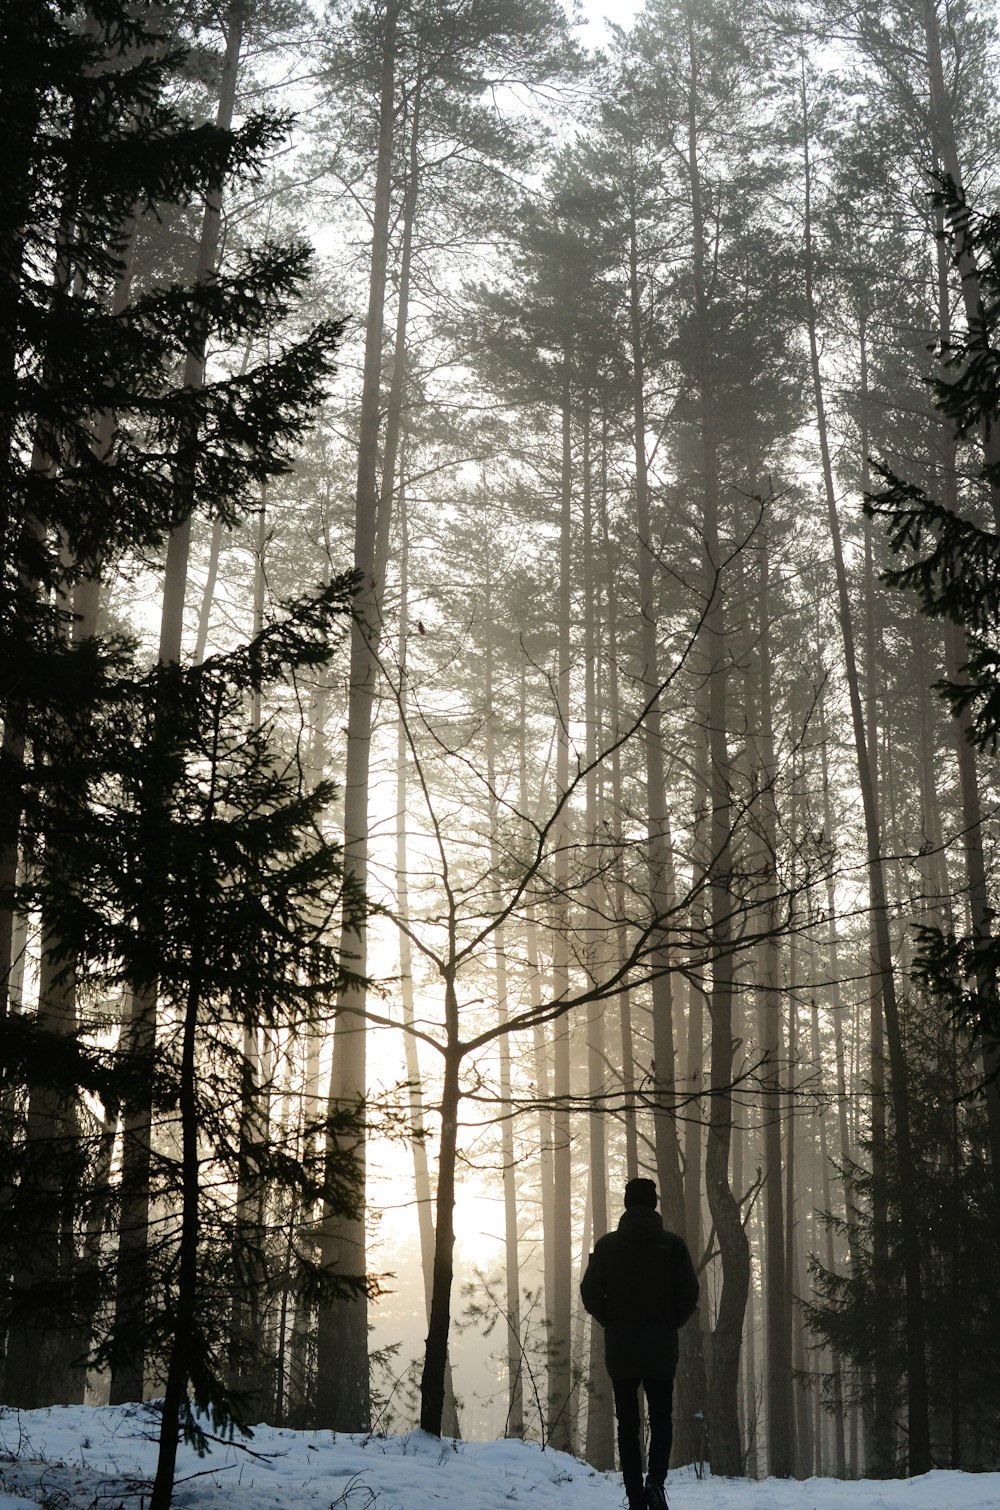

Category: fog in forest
[5, 0, 1000, 1504]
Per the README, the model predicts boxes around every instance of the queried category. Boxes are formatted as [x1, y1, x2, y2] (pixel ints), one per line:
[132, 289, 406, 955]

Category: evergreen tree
[869, 181, 1000, 1049]
[0, 3, 358, 1469]
[806, 992, 1000, 1468]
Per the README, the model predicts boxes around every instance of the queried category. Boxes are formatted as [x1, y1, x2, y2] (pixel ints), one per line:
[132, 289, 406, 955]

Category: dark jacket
[580, 1208, 699, 1380]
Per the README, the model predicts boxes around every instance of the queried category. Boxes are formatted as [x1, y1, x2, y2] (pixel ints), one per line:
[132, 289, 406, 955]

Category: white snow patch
[0, 1405, 998, 1510]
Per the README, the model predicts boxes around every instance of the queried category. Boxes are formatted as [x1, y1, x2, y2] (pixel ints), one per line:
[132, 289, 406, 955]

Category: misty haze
[2, 1, 1000, 1508]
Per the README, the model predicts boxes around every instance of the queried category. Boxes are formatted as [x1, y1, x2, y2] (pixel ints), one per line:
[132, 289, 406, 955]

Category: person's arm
[672, 1237, 699, 1327]
[580, 1244, 608, 1327]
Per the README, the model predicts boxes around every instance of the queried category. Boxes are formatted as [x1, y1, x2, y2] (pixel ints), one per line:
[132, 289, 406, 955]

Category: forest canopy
[3, 0, 1000, 1500]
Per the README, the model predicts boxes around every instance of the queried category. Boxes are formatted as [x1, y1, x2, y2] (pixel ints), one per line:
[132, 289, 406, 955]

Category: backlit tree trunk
[315, 0, 399, 1431]
[687, 19, 749, 1473]
[596, 426, 639, 1181]
[581, 406, 614, 1469]
[547, 372, 575, 1455]
[483, 552, 524, 1441]
[799, 55, 930, 1475]
[752, 539, 793, 1478]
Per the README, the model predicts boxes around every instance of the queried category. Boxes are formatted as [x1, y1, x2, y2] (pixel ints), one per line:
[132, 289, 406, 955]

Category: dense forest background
[5, 0, 1000, 1501]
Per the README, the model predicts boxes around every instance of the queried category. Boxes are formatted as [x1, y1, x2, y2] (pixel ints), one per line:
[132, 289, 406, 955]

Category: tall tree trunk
[799, 56, 930, 1475]
[752, 540, 794, 1478]
[686, 20, 749, 1474]
[811, 997, 848, 1478]
[518, 666, 556, 1350]
[150, 754, 219, 1510]
[227, 488, 269, 1402]
[4, 438, 83, 1412]
[855, 321, 893, 1470]
[392, 482, 460, 1438]
[3, 941, 83, 1406]
[744, 1207, 759, 1478]
[627, 186, 699, 1465]
[482, 552, 524, 1441]
[913, 616, 950, 926]
[0, 36, 43, 1024]
[679, 723, 710, 1462]
[314, 0, 399, 1432]
[851, 304, 895, 1477]
[581, 406, 614, 1469]
[546, 372, 575, 1455]
[286, 1022, 322, 1425]
[596, 429, 639, 1181]
[418, 1000, 461, 1435]
[784, 995, 810, 1478]
[625, 203, 684, 1237]
[818, 681, 873, 1466]
[0, 719, 26, 1026]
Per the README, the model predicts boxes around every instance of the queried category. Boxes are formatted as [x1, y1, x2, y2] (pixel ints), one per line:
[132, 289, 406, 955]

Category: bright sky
[579, 0, 642, 49]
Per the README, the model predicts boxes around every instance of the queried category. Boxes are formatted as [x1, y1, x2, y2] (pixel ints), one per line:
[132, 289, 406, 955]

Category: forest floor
[0, 1405, 997, 1510]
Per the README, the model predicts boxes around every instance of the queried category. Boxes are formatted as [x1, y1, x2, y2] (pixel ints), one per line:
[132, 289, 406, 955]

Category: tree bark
[686, 17, 749, 1474]
[752, 539, 794, 1478]
[150, 765, 217, 1510]
[581, 406, 614, 1469]
[418, 1014, 461, 1434]
[799, 55, 930, 1475]
[811, 997, 848, 1478]
[625, 201, 684, 1238]
[546, 371, 575, 1455]
[785, 996, 811, 1478]
[483, 554, 524, 1441]
[315, 0, 399, 1432]
[596, 429, 639, 1181]
[818, 678, 874, 1468]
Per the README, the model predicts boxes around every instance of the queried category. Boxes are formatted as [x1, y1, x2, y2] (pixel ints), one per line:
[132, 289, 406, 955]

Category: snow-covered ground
[0, 1405, 998, 1510]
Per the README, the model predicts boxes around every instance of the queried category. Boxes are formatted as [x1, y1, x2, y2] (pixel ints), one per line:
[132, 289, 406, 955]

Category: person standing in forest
[581, 1178, 699, 1510]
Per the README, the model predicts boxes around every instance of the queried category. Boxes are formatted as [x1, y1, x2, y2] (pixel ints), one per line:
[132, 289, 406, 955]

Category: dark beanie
[624, 1177, 658, 1210]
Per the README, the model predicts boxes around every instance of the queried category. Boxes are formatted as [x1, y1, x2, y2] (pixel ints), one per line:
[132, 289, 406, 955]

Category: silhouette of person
[581, 1178, 699, 1510]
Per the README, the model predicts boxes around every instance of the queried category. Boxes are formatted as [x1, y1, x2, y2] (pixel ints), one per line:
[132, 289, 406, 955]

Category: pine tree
[0, 0, 354, 1447]
[869, 180, 1000, 1057]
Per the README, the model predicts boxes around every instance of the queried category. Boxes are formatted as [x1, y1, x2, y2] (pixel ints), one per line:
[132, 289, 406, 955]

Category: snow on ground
[0, 1405, 998, 1510]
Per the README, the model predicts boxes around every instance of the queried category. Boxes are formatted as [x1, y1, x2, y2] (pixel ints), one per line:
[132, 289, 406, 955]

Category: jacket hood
[616, 1206, 664, 1242]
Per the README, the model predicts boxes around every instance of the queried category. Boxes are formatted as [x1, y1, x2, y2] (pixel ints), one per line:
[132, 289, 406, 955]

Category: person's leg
[611, 1377, 643, 1507]
[643, 1375, 675, 1487]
